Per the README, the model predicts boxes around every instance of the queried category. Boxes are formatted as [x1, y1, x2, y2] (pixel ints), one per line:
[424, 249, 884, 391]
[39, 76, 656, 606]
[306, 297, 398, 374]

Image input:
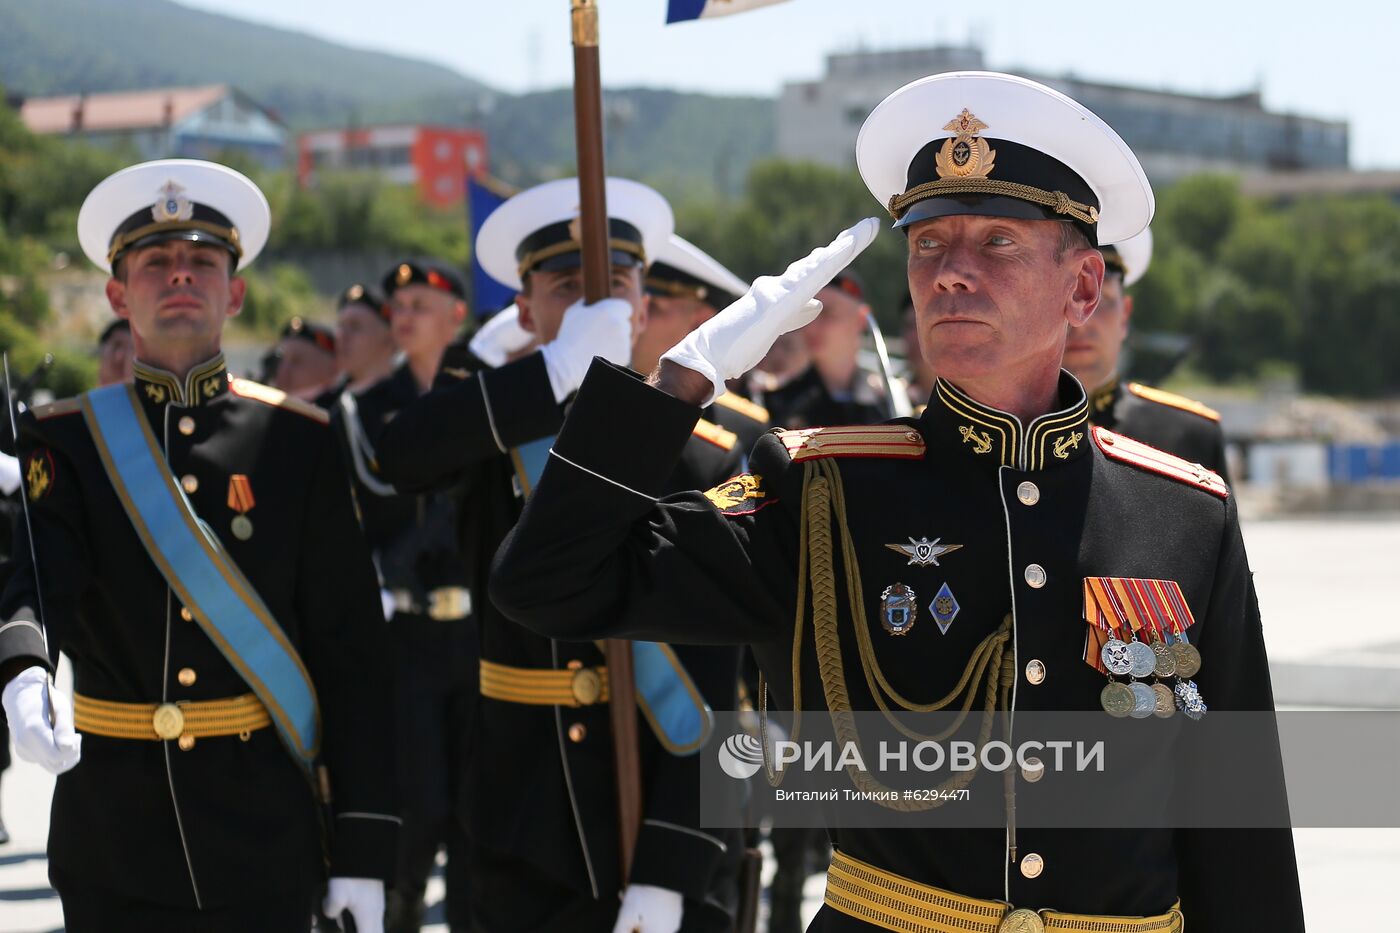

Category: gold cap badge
[935, 109, 996, 179]
[151, 180, 194, 223]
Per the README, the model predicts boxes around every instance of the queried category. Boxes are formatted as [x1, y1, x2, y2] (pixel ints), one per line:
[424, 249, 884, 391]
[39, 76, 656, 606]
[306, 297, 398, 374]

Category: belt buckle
[570, 667, 603, 706]
[428, 587, 470, 621]
[998, 908, 1044, 933]
[152, 703, 185, 740]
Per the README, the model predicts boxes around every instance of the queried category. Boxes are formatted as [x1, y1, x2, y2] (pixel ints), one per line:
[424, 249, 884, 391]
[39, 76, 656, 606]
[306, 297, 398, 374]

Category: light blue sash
[82, 384, 320, 771]
[511, 434, 712, 754]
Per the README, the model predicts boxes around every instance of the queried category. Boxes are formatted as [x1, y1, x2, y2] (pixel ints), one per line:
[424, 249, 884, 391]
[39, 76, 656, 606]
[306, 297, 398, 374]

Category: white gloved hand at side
[539, 297, 634, 402]
[323, 877, 385, 933]
[661, 217, 881, 406]
[469, 305, 535, 368]
[612, 883, 684, 933]
[1, 665, 80, 775]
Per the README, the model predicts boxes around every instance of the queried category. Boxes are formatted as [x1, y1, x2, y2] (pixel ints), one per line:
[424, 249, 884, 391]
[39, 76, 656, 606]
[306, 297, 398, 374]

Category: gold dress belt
[479, 659, 610, 707]
[74, 692, 271, 742]
[824, 849, 1183, 933]
[389, 586, 472, 620]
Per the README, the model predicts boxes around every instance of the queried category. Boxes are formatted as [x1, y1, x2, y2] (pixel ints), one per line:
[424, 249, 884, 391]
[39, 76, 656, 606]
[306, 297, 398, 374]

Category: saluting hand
[658, 217, 881, 406]
[2, 665, 80, 775]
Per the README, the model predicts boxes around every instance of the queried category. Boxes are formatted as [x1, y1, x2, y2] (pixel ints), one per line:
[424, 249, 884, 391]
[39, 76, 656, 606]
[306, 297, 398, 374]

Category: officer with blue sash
[373, 177, 745, 933]
[0, 160, 397, 932]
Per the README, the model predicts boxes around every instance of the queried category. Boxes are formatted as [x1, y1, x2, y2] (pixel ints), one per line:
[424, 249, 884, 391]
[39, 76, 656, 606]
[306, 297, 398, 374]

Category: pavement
[2, 515, 1398, 931]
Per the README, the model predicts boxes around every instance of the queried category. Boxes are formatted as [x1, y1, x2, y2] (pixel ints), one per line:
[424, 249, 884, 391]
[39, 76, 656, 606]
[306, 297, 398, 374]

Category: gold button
[177, 667, 197, 687]
[179, 607, 193, 622]
[1021, 757, 1045, 783]
[239, 729, 252, 742]
[181, 474, 198, 494]
[1016, 481, 1040, 506]
[1100, 433, 1115, 446]
[178, 734, 196, 752]
[565, 659, 584, 670]
[1024, 659, 1046, 685]
[1023, 564, 1047, 588]
[1020, 852, 1044, 878]
[178, 415, 196, 436]
[568, 723, 587, 743]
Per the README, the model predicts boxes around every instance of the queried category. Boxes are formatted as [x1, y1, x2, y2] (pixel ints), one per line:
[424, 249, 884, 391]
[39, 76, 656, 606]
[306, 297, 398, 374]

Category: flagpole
[570, 0, 643, 881]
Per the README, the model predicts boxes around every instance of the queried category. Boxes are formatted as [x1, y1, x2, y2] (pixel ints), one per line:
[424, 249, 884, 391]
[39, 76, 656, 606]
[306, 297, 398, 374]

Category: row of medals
[1099, 633, 1206, 720]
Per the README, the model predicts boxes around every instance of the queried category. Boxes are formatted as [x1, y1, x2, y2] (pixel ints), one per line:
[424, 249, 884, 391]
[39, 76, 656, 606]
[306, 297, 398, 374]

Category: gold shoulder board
[32, 397, 82, 420]
[692, 418, 738, 451]
[714, 392, 770, 424]
[229, 378, 330, 425]
[1092, 427, 1227, 499]
[1126, 383, 1221, 422]
[777, 424, 926, 462]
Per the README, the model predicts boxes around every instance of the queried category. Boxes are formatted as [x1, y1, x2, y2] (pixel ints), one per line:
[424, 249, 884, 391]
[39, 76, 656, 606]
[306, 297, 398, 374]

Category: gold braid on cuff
[888, 178, 1100, 227]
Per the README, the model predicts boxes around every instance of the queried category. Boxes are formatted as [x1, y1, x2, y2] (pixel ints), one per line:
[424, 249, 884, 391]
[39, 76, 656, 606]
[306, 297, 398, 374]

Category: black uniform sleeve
[374, 350, 563, 493]
[296, 430, 400, 880]
[1173, 493, 1303, 931]
[0, 414, 90, 675]
[490, 359, 792, 648]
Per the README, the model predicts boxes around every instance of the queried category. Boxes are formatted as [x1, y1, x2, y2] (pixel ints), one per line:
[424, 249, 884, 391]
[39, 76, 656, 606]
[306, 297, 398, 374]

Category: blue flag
[667, 0, 789, 22]
[467, 175, 518, 318]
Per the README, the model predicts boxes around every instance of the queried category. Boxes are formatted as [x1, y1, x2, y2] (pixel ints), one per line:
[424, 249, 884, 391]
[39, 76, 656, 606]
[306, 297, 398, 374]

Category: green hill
[0, 0, 497, 125]
[0, 0, 775, 196]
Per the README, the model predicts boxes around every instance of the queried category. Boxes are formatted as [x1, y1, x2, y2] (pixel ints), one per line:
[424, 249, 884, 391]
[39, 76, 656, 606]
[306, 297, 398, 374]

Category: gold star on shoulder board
[885, 536, 963, 567]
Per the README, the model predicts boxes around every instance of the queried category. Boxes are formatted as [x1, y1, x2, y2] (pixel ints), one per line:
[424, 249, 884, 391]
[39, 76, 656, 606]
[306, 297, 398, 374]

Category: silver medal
[1100, 638, 1133, 676]
[1129, 682, 1156, 719]
[1127, 640, 1156, 679]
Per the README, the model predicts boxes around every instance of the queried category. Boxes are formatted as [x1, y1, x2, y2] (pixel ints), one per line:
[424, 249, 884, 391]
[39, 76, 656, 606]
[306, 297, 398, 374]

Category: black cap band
[107, 202, 242, 266]
[516, 218, 646, 281]
[892, 137, 1101, 245]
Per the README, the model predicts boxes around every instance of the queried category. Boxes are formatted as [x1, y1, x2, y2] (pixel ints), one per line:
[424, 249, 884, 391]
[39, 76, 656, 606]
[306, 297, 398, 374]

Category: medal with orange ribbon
[227, 474, 255, 541]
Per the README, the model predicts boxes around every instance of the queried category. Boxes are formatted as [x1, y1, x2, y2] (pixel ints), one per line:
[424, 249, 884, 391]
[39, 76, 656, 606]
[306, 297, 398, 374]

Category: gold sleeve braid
[760, 458, 1015, 811]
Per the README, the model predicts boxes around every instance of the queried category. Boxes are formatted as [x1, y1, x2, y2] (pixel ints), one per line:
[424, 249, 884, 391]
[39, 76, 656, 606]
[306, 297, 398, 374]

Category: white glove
[2, 665, 80, 775]
[662, 217, 880, 406]
[379, 588, 396, 622]
[470, 305, 535, 368]
[612, 883, 684, 933]
[539, 298, 634, 403]
[0, 451, 20, 496]
[323, 877, 385, 933]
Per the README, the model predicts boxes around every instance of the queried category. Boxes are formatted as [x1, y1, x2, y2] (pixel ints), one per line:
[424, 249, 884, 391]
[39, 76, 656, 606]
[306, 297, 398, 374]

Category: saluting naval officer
[0, 160, 396, 932]
[638, 234, 772, 455]
[490, 73, 1303, 933]
[331, 258, 478, 933]
[371, 177, 747, 933]
[1063, 228, 1231, 480]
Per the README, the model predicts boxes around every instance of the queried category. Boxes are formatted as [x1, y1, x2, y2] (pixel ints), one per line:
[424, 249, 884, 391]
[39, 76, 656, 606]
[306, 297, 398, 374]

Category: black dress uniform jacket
[764, 363, 891, 430]
[1090, 379, 1230, 483]
[374, 348, 745, 931]
[0, 357, 397, 909]
[490, 360, 1304, 933]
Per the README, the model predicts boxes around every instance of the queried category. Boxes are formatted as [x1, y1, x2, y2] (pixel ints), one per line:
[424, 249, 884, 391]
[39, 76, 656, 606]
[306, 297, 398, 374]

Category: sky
[182, 0, 1400, 169]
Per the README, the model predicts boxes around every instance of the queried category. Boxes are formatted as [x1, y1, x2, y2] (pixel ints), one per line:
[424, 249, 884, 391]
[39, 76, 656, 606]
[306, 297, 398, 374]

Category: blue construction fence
[1329, 444, 1400, 483]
